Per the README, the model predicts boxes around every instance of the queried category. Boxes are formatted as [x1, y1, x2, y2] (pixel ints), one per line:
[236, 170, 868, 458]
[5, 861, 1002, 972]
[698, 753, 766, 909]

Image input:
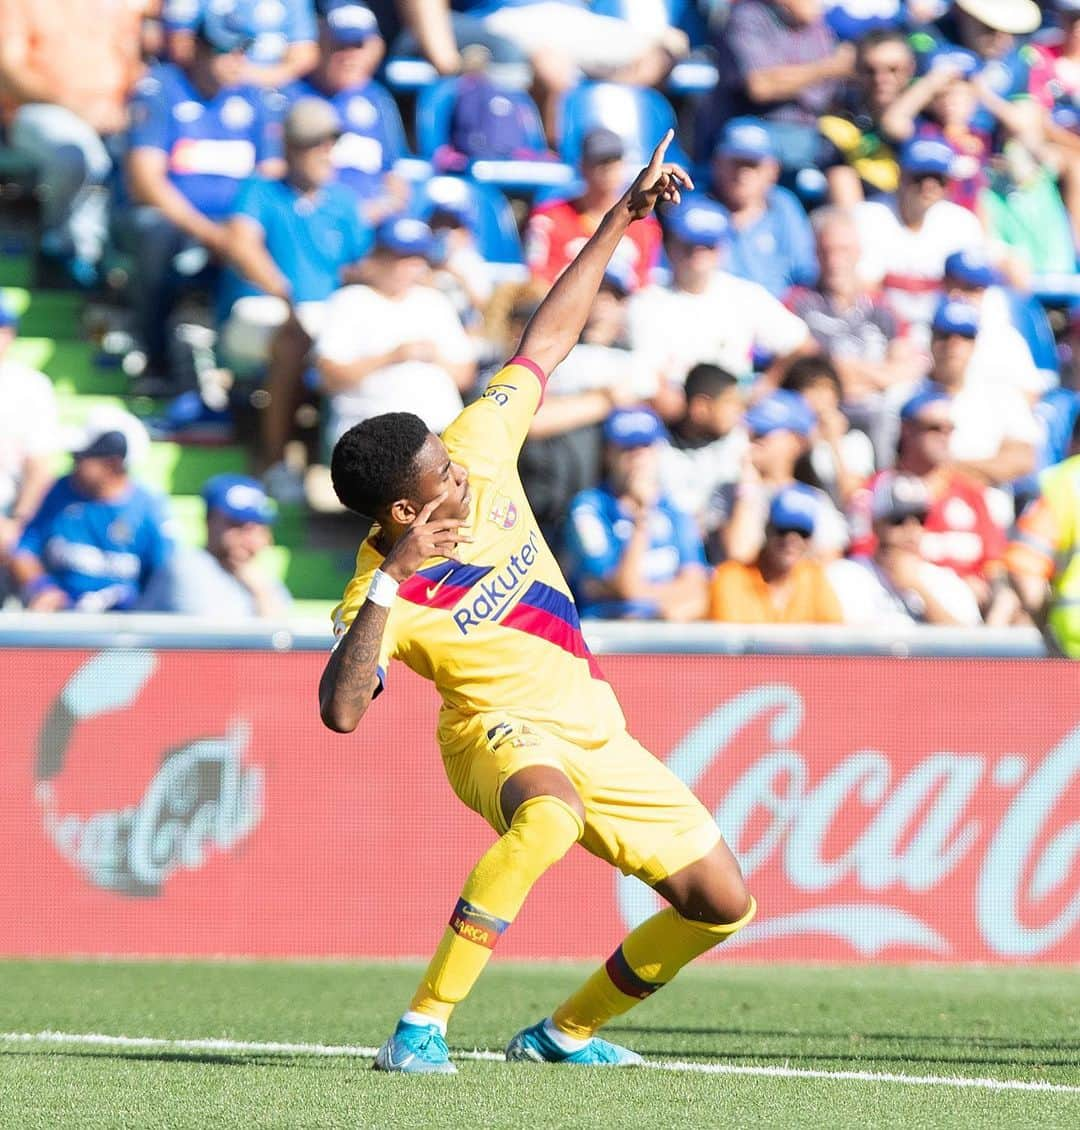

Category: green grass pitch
[0, 961, 1077, 1129]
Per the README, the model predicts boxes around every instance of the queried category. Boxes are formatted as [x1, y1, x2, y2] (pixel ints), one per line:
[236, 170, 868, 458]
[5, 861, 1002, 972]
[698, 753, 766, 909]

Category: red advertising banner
[1, 649, 1077, 962]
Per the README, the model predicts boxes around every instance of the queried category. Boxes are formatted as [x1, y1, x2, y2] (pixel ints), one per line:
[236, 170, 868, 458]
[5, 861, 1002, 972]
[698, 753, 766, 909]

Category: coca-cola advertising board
[2, 648, 1078, 962]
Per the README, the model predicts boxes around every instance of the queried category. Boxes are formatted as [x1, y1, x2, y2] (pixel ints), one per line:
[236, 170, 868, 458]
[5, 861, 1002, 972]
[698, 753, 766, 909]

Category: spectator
[9, 408, 173, 613]
[163, 0, 318, 88]
[707, 117, 818, 297]
[660, 363, 748, 542]
[564, 407, 708, 621]
[849, 385, 1015, 623]
[286, 0, 409, 224]
[718, 389, 850, 564]
[709, 484, 843, 623]
[140, 474, 291, 617]
[628, 200, 813, 416]
[828, 471, 983, 626]
[1006, 439, 1080, 656]
[315, 216, 475, 441]
[525, 128, 662, 293]
[124, 17, 278, 385]
[218, 98, 370, 498]
[820, 27, 917, 205]
[424, 185, 494, 328]
[0, 0, 143, 283]
[0, 302, 60, 595]
[702, 0, 854, 174]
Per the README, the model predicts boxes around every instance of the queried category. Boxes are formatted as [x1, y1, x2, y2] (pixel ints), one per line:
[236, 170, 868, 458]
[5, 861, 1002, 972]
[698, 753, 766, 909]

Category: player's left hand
[623, 130, 694, 221]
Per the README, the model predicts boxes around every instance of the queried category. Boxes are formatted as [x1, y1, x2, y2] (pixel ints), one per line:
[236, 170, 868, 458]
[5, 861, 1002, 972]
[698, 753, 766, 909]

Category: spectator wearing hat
[163, 0, 318, 89]
[628, 198, 813, 417]
[563, 407, 708, 621]
[0, 303, 61, 593]
[140, 473, 291, 616]
[525, 128, 662, 294]
[10, 408, 173, 613]
[123, 17, 279, 383]
[283, 1, 409, 225]
[0, 0, 142, 283]
[827, 471, 982, 626]
[709, 484, 843, 623]
[422, 182, 494, 328]
[719, 388, 849, 565]
[707, 117, 818, 298]
[218, 96, 370, 498]
[314, 216, 475, 441]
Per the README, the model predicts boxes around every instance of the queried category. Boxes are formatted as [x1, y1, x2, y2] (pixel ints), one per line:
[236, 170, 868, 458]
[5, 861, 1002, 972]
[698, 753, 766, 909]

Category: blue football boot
[505, 1020, 644, 1066]
[373, 1020, 457, 1074]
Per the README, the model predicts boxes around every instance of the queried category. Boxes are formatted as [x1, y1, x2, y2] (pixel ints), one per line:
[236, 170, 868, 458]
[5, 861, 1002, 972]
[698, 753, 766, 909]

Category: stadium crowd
[0, 0, 1079, 650]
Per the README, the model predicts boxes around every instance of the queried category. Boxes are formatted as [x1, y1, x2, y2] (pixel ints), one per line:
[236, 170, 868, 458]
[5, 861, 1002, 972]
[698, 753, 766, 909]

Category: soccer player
[319, 133, 756, 1074]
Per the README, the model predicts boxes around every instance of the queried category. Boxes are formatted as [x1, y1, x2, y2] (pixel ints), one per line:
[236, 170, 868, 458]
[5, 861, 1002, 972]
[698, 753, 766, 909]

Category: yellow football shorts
[437, 712, 722, 886]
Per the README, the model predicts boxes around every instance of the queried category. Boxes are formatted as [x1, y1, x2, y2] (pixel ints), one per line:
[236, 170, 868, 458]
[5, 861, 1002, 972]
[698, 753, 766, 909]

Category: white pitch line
[3, 1031, 1079, 1096]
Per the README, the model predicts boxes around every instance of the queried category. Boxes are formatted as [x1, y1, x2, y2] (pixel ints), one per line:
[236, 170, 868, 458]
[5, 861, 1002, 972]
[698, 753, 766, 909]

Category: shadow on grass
[0, 1047, 340, 1069]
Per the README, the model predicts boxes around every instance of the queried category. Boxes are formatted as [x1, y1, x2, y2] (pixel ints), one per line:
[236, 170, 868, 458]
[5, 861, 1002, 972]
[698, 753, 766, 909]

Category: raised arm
[516, 130, 691, 378]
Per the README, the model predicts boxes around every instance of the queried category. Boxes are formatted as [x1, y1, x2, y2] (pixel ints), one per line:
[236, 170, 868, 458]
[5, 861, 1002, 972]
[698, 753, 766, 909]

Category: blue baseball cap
[714, 117, 776, 162]
[925, 46, 981, 79]
[197, 3, 254, 53]
[603, 407, 666, 449]
[745, 390, 816, 439]
[375, 215, 435, 259]
[899, 138, 955, 178]
[943, 248, 1001, 289]
[203, 474, 277, 525]
[323, 0, 380, 45]
[900, 383, 952, 422]
[768, 485, 818, 536]
[931, 298, 980, 339]
[0, 299, 18, 329]
[664, 199, 730, 249]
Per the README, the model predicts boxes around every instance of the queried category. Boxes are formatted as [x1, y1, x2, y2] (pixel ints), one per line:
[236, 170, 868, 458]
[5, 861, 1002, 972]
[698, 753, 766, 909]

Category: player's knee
[499, 765, 585, 830]
[658, 843, 753, 926]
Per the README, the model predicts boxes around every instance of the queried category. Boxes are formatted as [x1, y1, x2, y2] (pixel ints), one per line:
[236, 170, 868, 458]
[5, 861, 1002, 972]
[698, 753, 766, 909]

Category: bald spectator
[0, 0, 142, 282]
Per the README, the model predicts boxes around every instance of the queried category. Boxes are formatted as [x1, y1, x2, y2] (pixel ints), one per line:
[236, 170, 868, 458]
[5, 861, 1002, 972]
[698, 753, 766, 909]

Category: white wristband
[367, 569, 399, 608]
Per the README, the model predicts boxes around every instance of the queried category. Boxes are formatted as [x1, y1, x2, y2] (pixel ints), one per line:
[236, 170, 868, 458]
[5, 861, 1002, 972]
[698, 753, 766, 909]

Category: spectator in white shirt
[828, 471, 982, 627]
[628, 198, 812, 420]
[315, 216, 476, 442]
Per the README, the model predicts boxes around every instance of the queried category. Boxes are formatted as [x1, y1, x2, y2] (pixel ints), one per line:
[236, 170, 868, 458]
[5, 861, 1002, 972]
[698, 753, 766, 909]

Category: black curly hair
[330, 412, 431, 519]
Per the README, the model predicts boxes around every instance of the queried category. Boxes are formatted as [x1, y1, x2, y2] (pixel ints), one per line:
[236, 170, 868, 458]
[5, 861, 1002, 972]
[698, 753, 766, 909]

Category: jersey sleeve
[440, 357, 546, 478]
[128, 71, 171, 152]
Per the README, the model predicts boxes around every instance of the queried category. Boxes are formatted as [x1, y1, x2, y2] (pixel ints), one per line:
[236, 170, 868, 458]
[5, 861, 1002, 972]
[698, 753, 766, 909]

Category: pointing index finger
[647, 128, 674, 172]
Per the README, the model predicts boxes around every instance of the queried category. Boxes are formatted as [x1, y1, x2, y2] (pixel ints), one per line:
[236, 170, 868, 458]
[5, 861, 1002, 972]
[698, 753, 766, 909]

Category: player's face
[408, 432, 471, 523]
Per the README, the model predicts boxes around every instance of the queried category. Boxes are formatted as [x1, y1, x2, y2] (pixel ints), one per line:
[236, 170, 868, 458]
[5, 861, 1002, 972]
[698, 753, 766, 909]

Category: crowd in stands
[1, 0, 1079, 649]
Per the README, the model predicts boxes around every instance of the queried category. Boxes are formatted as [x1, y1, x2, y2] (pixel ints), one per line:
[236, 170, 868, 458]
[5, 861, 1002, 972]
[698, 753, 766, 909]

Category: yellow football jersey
[332, 358, 626, 748]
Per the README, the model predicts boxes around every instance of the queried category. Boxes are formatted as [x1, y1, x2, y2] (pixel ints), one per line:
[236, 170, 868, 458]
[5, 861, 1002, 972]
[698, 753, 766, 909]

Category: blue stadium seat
[1008, 290, 1060, 381]
[558, 82, 689, 169]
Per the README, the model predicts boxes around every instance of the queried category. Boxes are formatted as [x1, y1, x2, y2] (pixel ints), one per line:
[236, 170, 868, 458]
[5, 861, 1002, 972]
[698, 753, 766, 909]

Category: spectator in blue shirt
[708, 117, 819, 298]
[219, 96, 370, 497]
[564, 407, 709, 621]
[284, 0, 410, 223]
[123, 16, 278, 380]
[10, 410, 174, 613]
[163, 0, 318, 88]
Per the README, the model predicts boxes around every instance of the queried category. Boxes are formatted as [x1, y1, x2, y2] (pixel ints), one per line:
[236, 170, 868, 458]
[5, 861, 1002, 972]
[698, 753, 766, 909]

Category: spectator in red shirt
[525, 128, 661, 292]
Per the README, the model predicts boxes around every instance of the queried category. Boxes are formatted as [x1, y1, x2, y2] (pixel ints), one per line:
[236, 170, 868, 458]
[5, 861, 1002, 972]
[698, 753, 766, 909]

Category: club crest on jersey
[488, 493, 518, 530]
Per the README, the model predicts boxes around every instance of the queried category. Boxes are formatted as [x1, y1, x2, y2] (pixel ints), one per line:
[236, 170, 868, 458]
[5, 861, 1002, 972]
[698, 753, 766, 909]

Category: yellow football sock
[551, 897, 757, 1039]
[409, 795, 584, 1025]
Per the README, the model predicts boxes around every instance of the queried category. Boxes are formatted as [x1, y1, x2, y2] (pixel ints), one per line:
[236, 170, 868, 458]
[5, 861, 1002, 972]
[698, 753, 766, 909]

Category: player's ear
[387, 497, 419, 527]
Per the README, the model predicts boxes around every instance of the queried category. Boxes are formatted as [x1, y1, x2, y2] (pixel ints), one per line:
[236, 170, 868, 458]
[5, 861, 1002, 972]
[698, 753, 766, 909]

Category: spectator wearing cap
[827, 471, 982, 626]
[853, 136, 987, 343]
[0, 302, 60, 593]
[218, 96, 370, 498]
[717, 388, 849, 565]
[701, 0, 854, 174]
[10, 409, 174, 614]
[314, 216, 475, 440]
[525, 128, 662, 294]
[0, 0, 142, 283]
[423, 183, 494, 327]
[283, 1, 410, 225]
[563, 407, 708, 621]
[140, 473, 291, 616]
[707, 117, 818, 298]
[659, 364, 749, 543]
[848, 384, 1016, 623]
[123, 18, 279, 384]
[163, 0, 318, 89]
[709, 484, 843, 623]
[629, 198, 813, 418]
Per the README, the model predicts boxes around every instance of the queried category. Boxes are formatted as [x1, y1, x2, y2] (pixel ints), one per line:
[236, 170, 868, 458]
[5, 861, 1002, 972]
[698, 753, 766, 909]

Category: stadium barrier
[2, 615, 1076, 964]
